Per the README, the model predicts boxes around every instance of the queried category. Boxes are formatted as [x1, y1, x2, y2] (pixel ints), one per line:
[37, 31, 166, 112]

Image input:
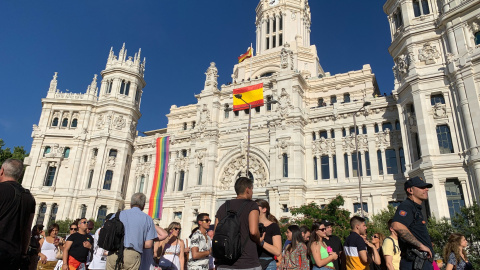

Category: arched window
[120, 80, 126, 94]
[431, 94, 445, 105]
[139, 175, 145, 193]
[97, 205, 107, 223]
[343, 93, 351, 103]
[319, 130, 328, 139]
[36, 203, 47, 225]
[394, 8, 403, 28]
[80, 204, 87, 219]
[109, 149, 117, 157]
[313, 157, 318, 180]
[344, 154, 349, 178]
[63, 147, 70, 158]
[178, 170, 185, 191]
[43, 146, 51, 157]
[352, 152, 362, 177]
[475, 31, 480, 45]
[103, 170, 113, 190]
[260, 72, 274, 78]
[181, 149, 187, 157]
[445, 179, 465, 218]
[198, 164, 203, 185]
[107, 80, 113, 93]
[436, 125, 454, 154]
[87, 170, 94, 188]
[71, 119, 78, 128]
[51, 118, 59, 127]
[282, 154, 288, 177]
[62, 118, 69, 127]
[321, 155, 329, 179]
[44, 166, 56, 186]
[125, 81, 130, 96]
[377, 150, 384, 175]
[330, 95, 337, 104]
[49, 203, 58, 224]
[382, 122, 393, 131]
[386, 149, 398, 174]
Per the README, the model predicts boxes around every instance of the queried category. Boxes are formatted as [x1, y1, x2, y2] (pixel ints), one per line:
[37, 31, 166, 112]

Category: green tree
[0, 138, 29, 183]
[366, 205, 396, 237]
[426, 217, 454, 256]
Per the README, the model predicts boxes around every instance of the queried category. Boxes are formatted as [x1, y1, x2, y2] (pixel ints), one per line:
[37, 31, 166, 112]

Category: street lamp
[353, 101, 371, 218]
[234, 94, 279, 177]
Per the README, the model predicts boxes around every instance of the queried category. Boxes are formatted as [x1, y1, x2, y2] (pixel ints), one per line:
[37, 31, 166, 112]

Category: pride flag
[238, 47, 253, 63]
[233, 83, 264, 111]
[148, 136, 170, 219]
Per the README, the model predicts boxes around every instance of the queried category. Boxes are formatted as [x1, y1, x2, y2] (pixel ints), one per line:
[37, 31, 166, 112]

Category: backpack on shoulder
[212, 200, 249, 265]
[98, 211, 125, 270]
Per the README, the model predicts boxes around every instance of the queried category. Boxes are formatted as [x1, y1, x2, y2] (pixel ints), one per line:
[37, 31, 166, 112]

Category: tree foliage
[48, 219, 103, 238]
[366, 205, 397, 237]
[0, 138, 29, 183]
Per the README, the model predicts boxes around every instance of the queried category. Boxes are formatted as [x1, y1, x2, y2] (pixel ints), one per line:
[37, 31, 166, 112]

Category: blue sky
[0, 0, 394, 150]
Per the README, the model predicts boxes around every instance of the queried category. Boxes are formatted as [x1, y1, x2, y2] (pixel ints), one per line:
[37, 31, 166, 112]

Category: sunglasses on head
[70, 228, 78, 231]
[202, 219, 211, 223]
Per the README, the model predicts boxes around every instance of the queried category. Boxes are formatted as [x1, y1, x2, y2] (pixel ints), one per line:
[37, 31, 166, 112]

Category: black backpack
[98, 211, 125, 270]
[212, 200, 250, 265]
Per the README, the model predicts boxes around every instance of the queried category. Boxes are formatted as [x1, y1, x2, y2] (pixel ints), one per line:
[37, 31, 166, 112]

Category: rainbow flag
[148, 136, 170, 219]
[233, 83, 264, 111]
[238, 47, 253, 63]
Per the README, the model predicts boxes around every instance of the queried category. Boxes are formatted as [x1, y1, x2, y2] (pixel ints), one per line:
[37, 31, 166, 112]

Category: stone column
[348, 153, 353, 179]
[395, 147, 402, 175]
[262, 19, 267, 52]
[329, 154, 334, 181]
[381, 149, 388, 177]
[269, 17, 274, 49]
[447, 22, 458, 55]
[275, 15, 280, 48]
[43, 203, 52, 227]
[360, 151, 367, 179]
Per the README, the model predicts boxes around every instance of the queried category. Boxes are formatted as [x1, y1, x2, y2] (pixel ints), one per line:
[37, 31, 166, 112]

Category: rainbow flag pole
[148, 136, 170, 219]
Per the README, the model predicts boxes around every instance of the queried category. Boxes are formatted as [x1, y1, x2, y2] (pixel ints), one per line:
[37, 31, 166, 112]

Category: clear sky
[0, 0, 394, 150]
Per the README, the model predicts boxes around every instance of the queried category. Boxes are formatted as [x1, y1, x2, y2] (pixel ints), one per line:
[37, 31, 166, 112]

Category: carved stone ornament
[205, 62, 219, 88]
[96, 114, 105, 129]
[433, 103, 447, 119]
[130, 121, 137, 137]
[280, 43, 294, 70]
[113, 115, 126, 130]
[174, 156, 188, 171]
[313, 138, 335, 156]
[375, 130, 402, 149]
[276, 137, 292, 158]
[276, 88, 294, 118]
[107, 156, 116, 167]
[219, 155, 268, 190]
[418, 43, 440, 65]
[194, 149, 206, 166]
[197, 104, 211, 131]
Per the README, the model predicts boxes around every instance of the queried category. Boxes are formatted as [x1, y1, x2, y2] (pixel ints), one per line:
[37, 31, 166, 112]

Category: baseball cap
[320, 219, 334, 226]
[404, 176, 433, 189]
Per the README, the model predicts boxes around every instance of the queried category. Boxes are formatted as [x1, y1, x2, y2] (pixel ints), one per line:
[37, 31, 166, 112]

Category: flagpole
[249, 43, 253, 80]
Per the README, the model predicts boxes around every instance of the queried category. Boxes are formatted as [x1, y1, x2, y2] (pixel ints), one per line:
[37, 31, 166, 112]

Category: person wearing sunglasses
[308, 221, 338, 270]
[344, 216, 380, 270]
[158, 222, 185, 270]
[62, 218, 93, 270]
[188, 213, 212, 270]
[369, 233, 386, 270]
[65, 223, 78, 241]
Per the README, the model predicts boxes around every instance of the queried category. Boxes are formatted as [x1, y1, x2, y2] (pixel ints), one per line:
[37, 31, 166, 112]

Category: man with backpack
[383, 219, 400, 270]
[213, 177, 262, 270]
[188, 213, 212, 270]
[0, 159, 36, 270]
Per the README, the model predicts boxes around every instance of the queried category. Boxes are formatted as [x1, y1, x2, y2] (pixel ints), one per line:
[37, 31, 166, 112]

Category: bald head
[0, 159, 24, 182]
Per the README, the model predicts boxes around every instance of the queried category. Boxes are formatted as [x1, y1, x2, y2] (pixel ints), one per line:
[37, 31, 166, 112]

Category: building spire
[87, 74, 98, 95]
[49, 72, 58, 92]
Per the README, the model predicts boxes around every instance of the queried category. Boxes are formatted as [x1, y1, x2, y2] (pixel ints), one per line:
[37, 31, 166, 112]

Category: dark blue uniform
[393, 198, 433, 270]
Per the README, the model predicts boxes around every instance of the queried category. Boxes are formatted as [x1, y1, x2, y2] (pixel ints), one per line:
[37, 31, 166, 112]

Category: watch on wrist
[261, 240, 265, 246]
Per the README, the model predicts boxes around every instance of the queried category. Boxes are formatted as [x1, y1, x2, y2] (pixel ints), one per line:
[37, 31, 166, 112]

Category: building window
[143, 155, 148, 163]
[436, 125, 454, 154]
[283, 154, 288, 177]
[330, 95, 337, 104]
[51, 117, 59, 127]
[343, 93, 351, 103]
[181, 150, 187, 157]
[350, 126, 359, 135]
[109, 149, 117, 157]
[80, 204, 87, 219]
[282, 204, 289, 213]
[365, 151, 371, 176]
[431, 94, 445, 105]
[49, 204, 58, 224]
[374, 123, 379, 133]
[354, 203, 368, 214]
[344, 154, 349, 178]
[234, 110, 239, 117]
[224, 104, 230, 118]
[413, 0, 421, 17]
[266, 37, 270, 50]
[174, 211, 182, 220]
[103, 170, 113, 190]
[178, 170, 185, 191]
[44, 166, 56, 186]
[313, 157, 318, 180]
[107, 80, 113, 93]
[377, 150, 384, 175]
[279, 34, 283, 46]
[382, 122, 393, 131]
[198, 163, 203, 185]
[36, 203, 47, 225]
[62, 118, 69, 127]
[318, 98, 325, 107]
[386, 149, 398, 174]
[97, 205, 107, 224]
[333, 154, 337, 178]
[267, 19, 270, 34]
[362, 125, 367, 134]
[352, 152, 362, 177]
[422, 0, 430, 15]
[120, 80, 126, 94]
[414, 133, 422, 160]
[342, 128, 347, 137]
[395, 120, 400, 130]
[139, 175, 145, 193]
[63, 147, 70, 158]
[125, 82, 130, 96]
[87, 170, 94, 188]
[394, 8, 403, 28]
[71, 119, 78, 128]
[399, 148, 406, 173]
[321, 155, 329, 180]
[413, 0, 430, 17]
[192, 121, 196, 129]
[331, 130, 335, 138]
[320, 130, 328, 139]
[43, 146, 51, 157]
[475, 31, 480, 45]
[183, 123, 187, 130]
[445, 179, 465, 218]
[135, 88, 141, 102]
[273, 35, 276, 48]
[93, 148, 98, 157]
[312, 132, 316, 141]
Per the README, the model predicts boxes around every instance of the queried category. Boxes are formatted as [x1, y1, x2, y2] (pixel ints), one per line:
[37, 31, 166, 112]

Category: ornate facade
[23, 0, 480, 237]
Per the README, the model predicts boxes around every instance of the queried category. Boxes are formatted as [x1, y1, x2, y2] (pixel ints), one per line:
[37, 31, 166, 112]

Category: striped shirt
[344, 231, 369, 270]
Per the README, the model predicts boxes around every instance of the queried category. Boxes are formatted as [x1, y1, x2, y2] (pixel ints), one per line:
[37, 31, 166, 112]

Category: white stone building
[23, 0, 480, 237]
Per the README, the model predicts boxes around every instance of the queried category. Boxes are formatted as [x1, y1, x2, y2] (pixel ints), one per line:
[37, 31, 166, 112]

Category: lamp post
[353, 101, 371, 218]
[234, 94, 279, 177]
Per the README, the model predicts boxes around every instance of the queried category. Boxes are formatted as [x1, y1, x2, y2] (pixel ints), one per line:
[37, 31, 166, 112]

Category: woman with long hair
[255, 199, 282, 270]
[443, 233, 472, 270]
[308, 221, 338, 270]
[280, 225, 309, 270]
[37, 223, 62, 270]
[369, 232, 386, 270]
[157, 222, 185, 270]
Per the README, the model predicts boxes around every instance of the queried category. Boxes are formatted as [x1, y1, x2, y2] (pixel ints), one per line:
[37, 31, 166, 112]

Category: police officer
[392, 177, 433, 270]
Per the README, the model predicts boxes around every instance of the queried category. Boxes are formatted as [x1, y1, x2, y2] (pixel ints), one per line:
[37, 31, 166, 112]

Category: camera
[259, 223, 266, 235]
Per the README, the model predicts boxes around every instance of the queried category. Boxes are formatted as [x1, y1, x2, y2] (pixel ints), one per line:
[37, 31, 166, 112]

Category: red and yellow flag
[238, 47, 253, 63]
[233, 83, 264, 111]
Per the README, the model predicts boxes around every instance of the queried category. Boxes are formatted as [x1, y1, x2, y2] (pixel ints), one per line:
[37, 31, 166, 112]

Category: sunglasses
[372, 235, 379, 239]
[202, 219, 211, 223]
[173, 228, 181, 231]
[318, 228, 326, 232]
[70, 228, 78, 231]
[87, 228, 94, 230]
[80, 221, 88, 224]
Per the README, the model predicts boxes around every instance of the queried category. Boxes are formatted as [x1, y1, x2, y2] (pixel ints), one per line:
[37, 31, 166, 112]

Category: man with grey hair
[0, 159, 36, 270]
[106, 193, 157, 270]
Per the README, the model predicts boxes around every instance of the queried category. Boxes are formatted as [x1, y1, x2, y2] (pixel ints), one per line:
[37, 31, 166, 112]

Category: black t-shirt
[392, 198, 433, 256]
[324, 235, 343, 270]
[67, 232, 94, 262]
[0, 181, 36, 258]
[257, 222, 281, 258]
[215, 199, 260, 269]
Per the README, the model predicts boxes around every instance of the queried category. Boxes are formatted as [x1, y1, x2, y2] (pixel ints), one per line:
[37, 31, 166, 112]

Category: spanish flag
[233, 83, 264, 111]
[238, 47, 253, 63]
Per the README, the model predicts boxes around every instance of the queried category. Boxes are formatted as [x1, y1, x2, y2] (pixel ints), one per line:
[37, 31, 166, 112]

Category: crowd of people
[0, 159, 475, 270]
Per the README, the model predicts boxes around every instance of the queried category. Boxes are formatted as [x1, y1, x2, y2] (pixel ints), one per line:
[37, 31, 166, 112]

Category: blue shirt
[115, 207, 156, 254]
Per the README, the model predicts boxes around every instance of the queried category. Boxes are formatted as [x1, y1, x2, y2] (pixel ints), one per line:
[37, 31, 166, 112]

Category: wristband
[261, 240, 265, 247]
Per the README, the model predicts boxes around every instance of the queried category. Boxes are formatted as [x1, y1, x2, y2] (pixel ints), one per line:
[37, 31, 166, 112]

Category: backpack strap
[236, 200, 250, 217]
[6, 182, 28, 255]
[115, 210, 124, 270]
[385, 237, 399, 255]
